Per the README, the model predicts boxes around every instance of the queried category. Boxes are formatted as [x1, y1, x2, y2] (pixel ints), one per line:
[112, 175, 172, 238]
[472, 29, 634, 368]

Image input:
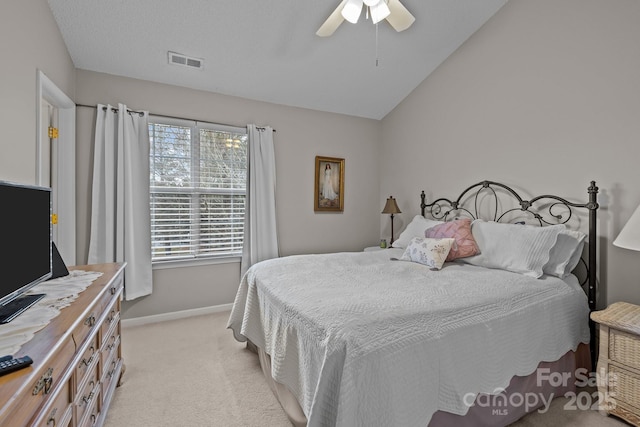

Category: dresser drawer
[73, 309, 99, 349]
[77, 383, 101, 427]
[75, 365, 99, 423]
[100, 300, 120, 349]
[97, 274, 123, 316]
[72, 273, 122, 350]
[76, 334, 100, 386]
[610, 329, 640, 370]
[31, 377, 73, 427]
[108, 272, 124, 298]
[102, 341, 120, 379]
[101, 330, 120, 370]
[101, 329, 120, 360]
[102, 357, 122, 407]
[28, 337, 76, 412]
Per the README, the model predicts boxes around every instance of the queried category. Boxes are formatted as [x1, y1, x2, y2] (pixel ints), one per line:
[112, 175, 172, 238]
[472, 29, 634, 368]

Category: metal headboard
[420, 180, 599, 366]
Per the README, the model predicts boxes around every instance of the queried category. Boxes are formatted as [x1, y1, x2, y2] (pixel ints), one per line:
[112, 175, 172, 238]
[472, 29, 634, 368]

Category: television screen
[0, 181, 52, 323]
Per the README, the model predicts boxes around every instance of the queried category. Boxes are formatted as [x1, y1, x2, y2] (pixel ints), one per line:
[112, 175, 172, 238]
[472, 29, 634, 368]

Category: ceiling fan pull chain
[375, 22, 379, 67]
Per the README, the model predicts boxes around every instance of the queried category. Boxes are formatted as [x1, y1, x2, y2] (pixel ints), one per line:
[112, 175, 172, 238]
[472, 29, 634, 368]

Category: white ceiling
[47, 0, 507, 120]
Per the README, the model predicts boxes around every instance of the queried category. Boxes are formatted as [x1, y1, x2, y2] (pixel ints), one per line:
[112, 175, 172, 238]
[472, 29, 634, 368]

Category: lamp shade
[382, 196, 401, 214]
[613, 204, 640, 251]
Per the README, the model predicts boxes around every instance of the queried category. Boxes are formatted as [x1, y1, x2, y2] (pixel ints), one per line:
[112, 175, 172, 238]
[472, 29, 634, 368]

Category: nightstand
[364, 246, 385, 252]
[591, 302, 640, 426]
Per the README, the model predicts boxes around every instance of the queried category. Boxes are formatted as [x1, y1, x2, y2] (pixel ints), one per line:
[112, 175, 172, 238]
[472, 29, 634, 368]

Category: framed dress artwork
[314, 156, 344, 212]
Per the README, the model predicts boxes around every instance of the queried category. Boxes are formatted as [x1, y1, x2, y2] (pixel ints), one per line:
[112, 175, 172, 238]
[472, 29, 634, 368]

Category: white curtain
[88, 103, 153, 300]
[241, 125, 279, 276]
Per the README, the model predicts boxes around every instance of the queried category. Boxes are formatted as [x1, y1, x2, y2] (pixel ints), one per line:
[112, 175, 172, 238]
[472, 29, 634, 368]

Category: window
[148, 117, 247, 263]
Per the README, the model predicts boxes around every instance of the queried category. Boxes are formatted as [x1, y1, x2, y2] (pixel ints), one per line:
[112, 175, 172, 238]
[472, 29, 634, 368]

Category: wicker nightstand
[591, 302, 640, 426]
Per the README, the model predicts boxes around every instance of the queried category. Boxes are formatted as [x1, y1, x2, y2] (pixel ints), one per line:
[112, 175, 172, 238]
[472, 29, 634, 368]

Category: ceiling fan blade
[385, 0, 415, 32]
[316, 0, 349, 37]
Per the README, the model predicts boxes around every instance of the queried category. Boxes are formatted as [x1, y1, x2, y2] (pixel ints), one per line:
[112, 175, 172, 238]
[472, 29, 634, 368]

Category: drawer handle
[82, 390, 95, 406]
[110, 286, 117, 295]
[33, 368, 54, 395]
[46, 408, 57, 426]
[80, 346, 96, 367]
[84, 314, 97, 327]
[106, 335, 118, 351]
[107, 360, 118, 378]
[106, 310, 116, 324]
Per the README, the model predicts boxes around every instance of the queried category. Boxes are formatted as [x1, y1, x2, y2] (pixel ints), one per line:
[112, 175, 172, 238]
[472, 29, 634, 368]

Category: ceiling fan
[316, 0, 415, 37]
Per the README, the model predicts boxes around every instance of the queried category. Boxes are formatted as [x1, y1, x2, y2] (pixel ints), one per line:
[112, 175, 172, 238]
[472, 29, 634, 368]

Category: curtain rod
[75, 103, 276, 132]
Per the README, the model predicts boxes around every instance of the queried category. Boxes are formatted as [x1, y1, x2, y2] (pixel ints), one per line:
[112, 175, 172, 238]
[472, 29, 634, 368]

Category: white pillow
[392, 215, 444, 249]
[462, 220, 565, 278]
[399, 237, 455, 270]
[543, 228, 587, 278]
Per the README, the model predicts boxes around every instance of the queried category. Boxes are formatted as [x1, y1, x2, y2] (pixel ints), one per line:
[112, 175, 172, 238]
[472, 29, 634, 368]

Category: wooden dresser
[0, 263, 125, 427]
[591, 301, 640, 427]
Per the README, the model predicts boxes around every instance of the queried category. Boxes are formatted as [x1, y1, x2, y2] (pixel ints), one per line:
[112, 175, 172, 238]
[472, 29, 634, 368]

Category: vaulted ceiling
[47, 0, 507, 120]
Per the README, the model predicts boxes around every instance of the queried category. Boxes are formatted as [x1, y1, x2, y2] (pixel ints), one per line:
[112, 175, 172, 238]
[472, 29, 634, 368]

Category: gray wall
[0, 0, 75, 184]
[74, 70, 382, 319]
[381, 0, 640, 307]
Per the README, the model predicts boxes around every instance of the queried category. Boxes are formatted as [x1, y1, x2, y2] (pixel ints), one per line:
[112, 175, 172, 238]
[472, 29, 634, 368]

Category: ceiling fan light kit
[369, 1, 391, 24]
[317, 0, 415, 37]
[341, 0, 363, 23]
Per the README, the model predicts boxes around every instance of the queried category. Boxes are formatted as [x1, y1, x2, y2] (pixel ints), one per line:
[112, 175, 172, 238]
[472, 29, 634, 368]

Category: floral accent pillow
[424, 218, 480, 261]
[399, 237, 455, 270]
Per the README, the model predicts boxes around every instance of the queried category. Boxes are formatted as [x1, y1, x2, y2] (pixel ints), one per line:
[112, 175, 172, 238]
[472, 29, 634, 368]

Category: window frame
[148, 115, 247, 267]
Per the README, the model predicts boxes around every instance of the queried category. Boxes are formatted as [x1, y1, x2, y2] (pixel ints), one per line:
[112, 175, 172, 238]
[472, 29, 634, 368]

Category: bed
[227, 180, 599, 427]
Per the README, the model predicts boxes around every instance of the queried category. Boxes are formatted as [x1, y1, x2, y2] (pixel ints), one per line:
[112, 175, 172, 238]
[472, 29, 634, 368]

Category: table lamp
[613, 203, 640, 251]
[382, 196, 401, 246]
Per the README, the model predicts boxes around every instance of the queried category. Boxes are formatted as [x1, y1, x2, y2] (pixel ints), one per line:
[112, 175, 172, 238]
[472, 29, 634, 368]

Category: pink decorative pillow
[425, 218, 480, 261]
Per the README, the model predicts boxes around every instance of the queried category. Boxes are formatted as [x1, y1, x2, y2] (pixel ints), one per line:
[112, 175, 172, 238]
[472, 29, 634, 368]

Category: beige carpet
[104, 311, 628, 427]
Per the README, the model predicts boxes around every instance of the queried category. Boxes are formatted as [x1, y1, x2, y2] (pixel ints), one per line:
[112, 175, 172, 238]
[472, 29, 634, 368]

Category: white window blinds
[149, 117, 247, 262]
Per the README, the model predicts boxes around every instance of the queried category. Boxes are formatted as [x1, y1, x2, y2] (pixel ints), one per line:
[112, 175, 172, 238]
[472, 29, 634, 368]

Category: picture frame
[314, 156, 345, 212]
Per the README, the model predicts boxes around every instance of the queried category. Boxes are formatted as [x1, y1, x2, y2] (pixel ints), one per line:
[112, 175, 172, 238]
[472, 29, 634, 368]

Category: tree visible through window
[149, 117, 247, 262]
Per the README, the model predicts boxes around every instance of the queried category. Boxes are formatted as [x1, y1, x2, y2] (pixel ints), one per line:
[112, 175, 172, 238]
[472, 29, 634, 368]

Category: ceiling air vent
[168, 51, 204, 70]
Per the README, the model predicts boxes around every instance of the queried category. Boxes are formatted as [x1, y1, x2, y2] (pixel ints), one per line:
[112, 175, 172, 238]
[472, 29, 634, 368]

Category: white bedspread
[227, 249, 590, 427]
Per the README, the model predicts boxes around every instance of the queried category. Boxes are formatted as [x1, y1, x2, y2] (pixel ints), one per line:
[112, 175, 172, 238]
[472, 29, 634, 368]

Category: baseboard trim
[121, 303, 233, 328]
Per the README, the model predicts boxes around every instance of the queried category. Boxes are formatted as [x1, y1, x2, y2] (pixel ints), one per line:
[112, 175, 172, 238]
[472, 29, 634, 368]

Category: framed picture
[314, 156, 344, 212]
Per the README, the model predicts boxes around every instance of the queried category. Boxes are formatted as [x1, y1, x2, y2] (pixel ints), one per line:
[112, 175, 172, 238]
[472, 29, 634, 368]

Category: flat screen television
[0, 180, 52, 323]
